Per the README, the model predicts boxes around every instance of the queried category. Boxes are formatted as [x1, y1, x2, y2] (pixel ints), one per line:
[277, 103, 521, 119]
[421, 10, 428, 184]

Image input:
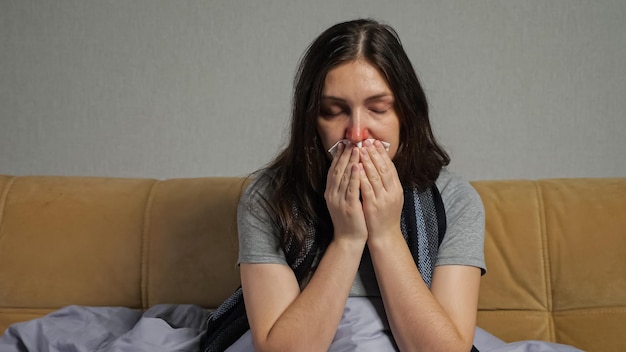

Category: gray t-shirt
[236, 168, 486, 297]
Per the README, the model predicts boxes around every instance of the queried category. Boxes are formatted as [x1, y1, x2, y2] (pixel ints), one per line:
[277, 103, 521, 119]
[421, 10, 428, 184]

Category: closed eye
[370, 108, 389, 115]
[320, 109, 344, 117]
[367, 99, 393, 115]
[320, 103, 349, 118]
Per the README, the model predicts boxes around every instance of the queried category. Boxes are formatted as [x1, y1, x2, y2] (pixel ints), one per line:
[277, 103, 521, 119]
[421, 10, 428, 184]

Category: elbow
[445, 331, 476, 352]
[397, 329, 475, 352]
[445, 334, 476, 352]
[252, 335, 330, 352]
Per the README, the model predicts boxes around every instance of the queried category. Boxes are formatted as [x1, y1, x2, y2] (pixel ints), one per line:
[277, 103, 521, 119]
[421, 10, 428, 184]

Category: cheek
[320, 133, 341, 152]
[316, 121, 342, 150]
[385, 119, 402, 158]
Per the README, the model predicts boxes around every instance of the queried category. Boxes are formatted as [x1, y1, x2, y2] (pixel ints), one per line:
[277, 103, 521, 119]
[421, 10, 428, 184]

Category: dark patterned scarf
[201, 185, 446, 351]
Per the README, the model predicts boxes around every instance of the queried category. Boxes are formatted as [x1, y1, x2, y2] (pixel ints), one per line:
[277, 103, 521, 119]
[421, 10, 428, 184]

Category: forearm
[255, 238, 365, 352]
[368, 234, 472, 352]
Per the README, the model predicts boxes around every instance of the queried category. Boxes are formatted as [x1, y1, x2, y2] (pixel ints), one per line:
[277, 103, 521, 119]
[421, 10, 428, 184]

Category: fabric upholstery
[0, 175, 624, 351]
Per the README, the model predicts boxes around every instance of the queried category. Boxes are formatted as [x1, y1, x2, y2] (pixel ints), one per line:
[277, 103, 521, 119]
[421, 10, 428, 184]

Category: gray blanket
[0, 305, 209, 352]
[0, 302, 584, 352]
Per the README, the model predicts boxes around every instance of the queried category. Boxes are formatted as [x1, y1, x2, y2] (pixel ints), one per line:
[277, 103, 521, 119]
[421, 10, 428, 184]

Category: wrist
[331, 235, 367, 253]
[366, 229, 404, 251]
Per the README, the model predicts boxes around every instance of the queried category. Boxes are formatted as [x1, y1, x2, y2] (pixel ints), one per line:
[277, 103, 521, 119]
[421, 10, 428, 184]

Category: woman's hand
[324, 143, 368, 243]
[358, 139, 404, 242]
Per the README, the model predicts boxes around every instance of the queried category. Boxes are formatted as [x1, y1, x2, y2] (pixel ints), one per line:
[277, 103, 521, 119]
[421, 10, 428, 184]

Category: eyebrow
[320, 93, 394, 103]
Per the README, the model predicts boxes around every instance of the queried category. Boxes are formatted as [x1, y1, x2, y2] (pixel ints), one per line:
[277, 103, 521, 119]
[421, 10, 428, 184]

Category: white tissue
[327, 139, 391, 157]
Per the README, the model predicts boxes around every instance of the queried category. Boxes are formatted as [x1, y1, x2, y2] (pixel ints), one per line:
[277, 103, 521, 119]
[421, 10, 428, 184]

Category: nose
[345, 110, 369, 145]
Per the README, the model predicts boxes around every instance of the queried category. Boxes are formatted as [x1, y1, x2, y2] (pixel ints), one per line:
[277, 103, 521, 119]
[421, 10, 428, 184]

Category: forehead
[322, 60, 392, 96]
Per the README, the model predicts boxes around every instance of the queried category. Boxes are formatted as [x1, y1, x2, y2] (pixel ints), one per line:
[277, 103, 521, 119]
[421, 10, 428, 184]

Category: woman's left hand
[358, 139, 404, 241]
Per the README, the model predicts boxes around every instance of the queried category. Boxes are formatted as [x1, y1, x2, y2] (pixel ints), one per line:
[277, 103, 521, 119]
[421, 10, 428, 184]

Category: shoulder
[434, 168, 486, 273]
[237, 169, 287, 265]
[435, 168, 483, 218]
[237, 170, 279, 236]
[238, 170, 275, 212]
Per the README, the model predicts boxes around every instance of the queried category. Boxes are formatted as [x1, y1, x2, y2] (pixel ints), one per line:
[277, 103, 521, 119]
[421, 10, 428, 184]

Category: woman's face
[316, 60, 401, 159]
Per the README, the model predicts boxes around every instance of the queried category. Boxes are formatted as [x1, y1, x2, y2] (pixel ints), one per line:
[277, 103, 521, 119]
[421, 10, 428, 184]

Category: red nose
[346, 128, 369, 142]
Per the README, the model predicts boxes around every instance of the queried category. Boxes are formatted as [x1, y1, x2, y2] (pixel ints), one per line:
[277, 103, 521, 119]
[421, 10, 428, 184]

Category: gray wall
[2, 0, 625, 180]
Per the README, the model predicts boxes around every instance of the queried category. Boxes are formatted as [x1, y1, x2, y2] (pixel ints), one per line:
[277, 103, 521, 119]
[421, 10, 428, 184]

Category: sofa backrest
[1, 175, 625, 351]
[473, 178, 626, 352]
[0, 175, 247, 332]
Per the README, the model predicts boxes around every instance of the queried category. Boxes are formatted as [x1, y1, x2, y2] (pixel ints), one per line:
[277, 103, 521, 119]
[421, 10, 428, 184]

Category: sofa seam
[0, 176, 17, 244]
[535, 181, 554, 341]
[479, 307, 626, 315]
[140, 179, 160, 311]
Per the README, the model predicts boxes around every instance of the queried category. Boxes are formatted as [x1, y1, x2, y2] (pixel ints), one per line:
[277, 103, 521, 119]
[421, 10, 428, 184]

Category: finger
[373, 139, 390, 156]
[346, 162, 362, 203]
[339, 147, 361, 197]
[364, 140, 396, 189]
[358, 163, 375, 202]
[327, 142, 351, 192]
[359, 146, 383, 197]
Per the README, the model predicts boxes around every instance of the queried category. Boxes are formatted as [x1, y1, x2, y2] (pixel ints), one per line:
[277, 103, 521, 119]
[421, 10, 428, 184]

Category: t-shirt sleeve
[435, 169, 487, 274]
[236, 178, 288, 266]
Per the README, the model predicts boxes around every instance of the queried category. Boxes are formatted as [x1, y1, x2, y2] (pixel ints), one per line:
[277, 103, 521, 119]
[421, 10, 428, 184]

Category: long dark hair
[251, 19, 449, 253]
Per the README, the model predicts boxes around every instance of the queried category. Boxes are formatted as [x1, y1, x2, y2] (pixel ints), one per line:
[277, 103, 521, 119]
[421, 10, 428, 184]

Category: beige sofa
[0, 174, 625, 351]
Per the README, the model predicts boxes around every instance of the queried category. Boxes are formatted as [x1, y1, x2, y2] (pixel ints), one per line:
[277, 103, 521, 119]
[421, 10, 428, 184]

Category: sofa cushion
[0, 176, 154, 311]
[473, 178, 626, 351]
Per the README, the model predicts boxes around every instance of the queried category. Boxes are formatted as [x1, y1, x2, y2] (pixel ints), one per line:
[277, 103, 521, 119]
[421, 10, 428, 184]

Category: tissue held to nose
[327, 139, 391, 157]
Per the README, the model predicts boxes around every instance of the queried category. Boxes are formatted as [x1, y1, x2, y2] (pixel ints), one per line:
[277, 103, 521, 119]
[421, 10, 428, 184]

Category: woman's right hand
[324, 143, 368, 243]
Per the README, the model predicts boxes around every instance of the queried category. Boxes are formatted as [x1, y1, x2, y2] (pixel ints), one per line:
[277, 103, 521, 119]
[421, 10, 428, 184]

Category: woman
[204, 18, 485, 352]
